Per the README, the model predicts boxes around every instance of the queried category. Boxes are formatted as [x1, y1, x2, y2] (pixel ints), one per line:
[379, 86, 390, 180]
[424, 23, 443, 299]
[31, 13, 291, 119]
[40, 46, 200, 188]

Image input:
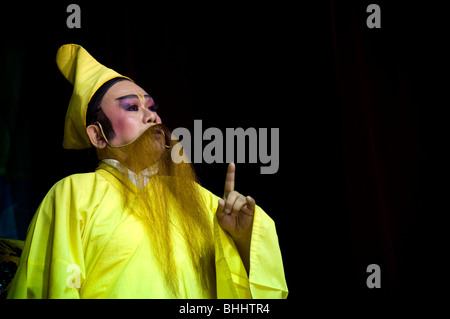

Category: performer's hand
[217, 163, 255, 240]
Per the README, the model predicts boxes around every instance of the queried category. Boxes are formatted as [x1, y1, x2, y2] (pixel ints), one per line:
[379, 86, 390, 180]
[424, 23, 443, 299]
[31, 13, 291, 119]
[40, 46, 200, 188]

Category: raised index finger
[224, 162, 235, 196]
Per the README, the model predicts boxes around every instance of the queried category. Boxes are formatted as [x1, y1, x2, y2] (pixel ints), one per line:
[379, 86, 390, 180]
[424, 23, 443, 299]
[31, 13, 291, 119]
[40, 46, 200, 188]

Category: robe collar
[100, 159, 158, 189]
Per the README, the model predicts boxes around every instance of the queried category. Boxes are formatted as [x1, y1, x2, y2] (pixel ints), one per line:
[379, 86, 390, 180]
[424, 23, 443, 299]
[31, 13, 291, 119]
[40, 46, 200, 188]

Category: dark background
[1, 0, 447, 307]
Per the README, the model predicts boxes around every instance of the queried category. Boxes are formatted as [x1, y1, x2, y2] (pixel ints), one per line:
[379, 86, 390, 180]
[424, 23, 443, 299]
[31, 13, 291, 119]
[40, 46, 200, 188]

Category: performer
[7, 44, 288, 298]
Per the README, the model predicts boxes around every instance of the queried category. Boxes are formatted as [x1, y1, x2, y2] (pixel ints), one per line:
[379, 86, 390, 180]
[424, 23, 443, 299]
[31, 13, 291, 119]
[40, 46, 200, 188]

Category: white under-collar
[101, 159, 158, 189]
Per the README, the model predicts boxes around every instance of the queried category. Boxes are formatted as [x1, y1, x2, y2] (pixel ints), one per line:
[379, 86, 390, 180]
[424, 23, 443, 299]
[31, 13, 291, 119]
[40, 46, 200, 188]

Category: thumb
[241, 196, 256, 215]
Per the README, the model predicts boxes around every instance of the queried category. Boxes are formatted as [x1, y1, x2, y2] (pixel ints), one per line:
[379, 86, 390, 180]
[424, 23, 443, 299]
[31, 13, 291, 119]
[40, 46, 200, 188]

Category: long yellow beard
[97, 124, 215, 296]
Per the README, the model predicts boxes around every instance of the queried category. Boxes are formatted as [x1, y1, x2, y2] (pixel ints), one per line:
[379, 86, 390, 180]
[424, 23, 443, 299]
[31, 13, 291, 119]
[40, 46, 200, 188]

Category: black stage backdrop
[1, 0, 447, 309]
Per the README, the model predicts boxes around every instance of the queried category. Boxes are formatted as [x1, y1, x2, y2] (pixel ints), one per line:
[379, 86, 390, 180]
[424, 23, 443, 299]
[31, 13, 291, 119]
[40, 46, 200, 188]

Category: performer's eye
[127, 105, 139, 111]
[148, 104, 159, 112]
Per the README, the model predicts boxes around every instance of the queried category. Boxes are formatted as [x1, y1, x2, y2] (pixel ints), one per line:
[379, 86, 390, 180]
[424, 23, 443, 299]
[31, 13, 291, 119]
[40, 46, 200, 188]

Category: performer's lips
[155, 127, 163, 136]
[153, 126, 164, 141]
[150, 125, 170, 149]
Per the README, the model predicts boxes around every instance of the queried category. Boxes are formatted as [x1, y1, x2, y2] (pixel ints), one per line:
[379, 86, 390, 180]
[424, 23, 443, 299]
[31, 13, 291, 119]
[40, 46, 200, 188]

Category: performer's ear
[86, 124, 107, 149]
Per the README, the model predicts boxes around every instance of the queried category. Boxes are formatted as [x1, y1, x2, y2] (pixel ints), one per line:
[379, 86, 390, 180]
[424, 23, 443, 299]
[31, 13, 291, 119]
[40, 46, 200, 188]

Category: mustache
[97, 123, 176, 173]
[112, 123, 173, 153]
[95, 121, 173, 149]
[150, 124, 173, 150]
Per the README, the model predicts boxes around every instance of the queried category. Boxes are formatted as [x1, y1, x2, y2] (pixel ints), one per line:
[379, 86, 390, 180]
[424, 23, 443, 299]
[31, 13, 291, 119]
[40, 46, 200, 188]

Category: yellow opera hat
[56, 44, 132, 149]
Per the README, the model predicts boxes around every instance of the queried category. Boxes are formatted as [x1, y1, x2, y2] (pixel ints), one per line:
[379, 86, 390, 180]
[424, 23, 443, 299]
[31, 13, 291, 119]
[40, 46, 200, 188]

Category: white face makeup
[100, 81, 162, 146]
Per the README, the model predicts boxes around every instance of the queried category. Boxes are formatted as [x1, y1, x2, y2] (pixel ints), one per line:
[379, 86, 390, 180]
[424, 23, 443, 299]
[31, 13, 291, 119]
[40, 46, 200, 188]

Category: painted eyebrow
[115, 94, 152, 101]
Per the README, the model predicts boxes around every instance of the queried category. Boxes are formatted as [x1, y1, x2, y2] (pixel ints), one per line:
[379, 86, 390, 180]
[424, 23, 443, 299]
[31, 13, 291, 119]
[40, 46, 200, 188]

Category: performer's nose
[143, 108, 157, 124]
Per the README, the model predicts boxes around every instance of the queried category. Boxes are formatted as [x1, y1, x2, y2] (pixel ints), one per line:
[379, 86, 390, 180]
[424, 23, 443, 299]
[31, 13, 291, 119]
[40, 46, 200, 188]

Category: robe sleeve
[199, 186, 288, 299]
[7, 176, 87, 299]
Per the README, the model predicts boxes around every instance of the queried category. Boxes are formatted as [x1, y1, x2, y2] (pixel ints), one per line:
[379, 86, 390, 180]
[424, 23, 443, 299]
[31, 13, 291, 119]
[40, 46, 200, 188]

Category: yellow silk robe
[8, 163, 288, 299]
